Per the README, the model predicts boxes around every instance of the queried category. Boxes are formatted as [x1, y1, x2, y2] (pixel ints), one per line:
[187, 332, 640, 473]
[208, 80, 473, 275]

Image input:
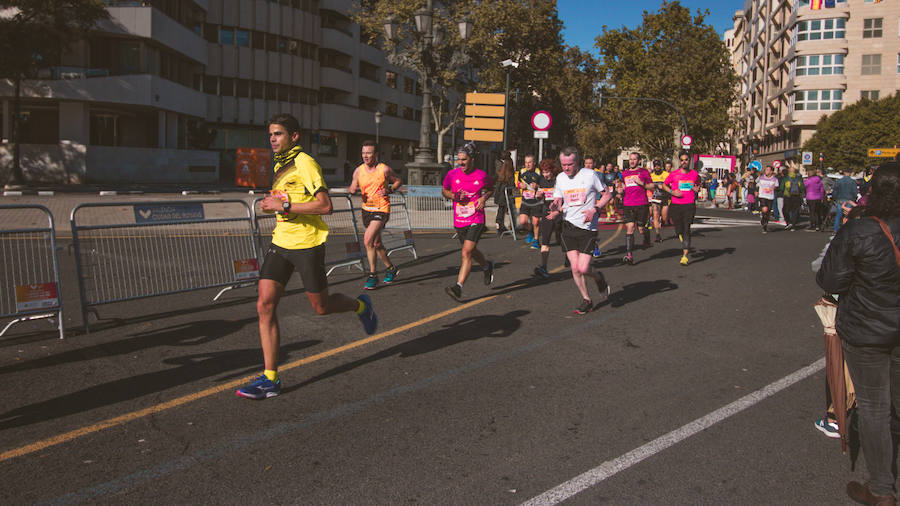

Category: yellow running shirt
[357, 163, 391, 213]
[271, 149, 329, 250]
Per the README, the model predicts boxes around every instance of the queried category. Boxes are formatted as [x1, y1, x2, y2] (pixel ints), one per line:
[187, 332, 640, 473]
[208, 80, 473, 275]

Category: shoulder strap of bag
[872, 217, 900, 268]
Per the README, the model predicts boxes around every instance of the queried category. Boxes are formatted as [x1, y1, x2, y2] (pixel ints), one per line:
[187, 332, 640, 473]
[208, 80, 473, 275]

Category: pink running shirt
[442, 167, 494, 228]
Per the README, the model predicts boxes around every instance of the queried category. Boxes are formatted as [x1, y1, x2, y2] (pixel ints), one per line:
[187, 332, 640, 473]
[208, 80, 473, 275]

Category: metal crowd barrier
[381, 193, 417, 260]
[405, 185, 454, 229]
[71, 199, 259, 332]
[0, 205, 64, 339]
[499, 186, 519, 240]
[252, 195, 365, 277]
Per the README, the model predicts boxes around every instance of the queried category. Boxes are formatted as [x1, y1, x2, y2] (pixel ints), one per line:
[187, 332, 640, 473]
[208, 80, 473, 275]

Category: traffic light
[751, 141, 759, 156]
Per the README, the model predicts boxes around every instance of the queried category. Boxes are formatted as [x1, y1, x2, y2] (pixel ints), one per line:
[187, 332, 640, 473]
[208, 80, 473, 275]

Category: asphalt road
[0, 208, 865, 504]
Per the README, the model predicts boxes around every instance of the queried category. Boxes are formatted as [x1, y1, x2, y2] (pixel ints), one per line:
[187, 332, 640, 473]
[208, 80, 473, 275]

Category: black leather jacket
[817, 216, 900, 347]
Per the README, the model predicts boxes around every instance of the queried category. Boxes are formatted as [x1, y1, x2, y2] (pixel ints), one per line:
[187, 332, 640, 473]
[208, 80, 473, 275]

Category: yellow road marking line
[0, 224, 623, 463]
[0, 297, 495, 463]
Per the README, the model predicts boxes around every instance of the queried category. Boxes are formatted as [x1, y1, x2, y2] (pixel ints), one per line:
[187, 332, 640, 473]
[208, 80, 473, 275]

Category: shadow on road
[607, 279, 679, 308]
[282, 310, 529, 395]
[0, 318, 258, 376]
[0, 336, 320, 430]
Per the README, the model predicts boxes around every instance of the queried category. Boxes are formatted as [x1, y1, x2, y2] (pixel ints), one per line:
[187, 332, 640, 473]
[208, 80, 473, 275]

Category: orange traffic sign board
[465, 104, 505, 117]
[464, 130, 504, 142]
[465, 92, 506, 144]
[464, 117, 504, 130]
[868, 148, 900, 157]
[465, 92, 506, 105]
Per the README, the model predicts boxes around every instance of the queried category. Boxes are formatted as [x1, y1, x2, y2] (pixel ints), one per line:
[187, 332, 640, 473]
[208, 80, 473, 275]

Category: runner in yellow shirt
[237, 114, 377, 400]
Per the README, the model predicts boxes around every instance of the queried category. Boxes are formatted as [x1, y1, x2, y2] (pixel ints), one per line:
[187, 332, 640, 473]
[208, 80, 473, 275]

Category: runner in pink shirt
[663, 153, 701, 266]
[441, 143, 495, 301]
[620, 152, 655, 264]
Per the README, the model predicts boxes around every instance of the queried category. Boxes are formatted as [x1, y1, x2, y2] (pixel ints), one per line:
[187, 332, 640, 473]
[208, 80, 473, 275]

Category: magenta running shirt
[665, 170, 700, 204]
[622, 168, 652, 206]
[442, 167, 494, 228]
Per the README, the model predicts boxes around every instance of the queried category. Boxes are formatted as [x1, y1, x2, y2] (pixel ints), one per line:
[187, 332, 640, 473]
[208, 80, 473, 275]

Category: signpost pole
[538, 138, 543, 160]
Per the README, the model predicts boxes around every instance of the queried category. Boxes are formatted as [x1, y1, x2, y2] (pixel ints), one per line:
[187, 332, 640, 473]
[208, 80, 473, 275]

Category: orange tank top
[358, 163, 390, 212]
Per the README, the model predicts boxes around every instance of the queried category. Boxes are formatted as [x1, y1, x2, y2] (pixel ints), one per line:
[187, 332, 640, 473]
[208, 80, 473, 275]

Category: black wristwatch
[281, 201, 291, 215]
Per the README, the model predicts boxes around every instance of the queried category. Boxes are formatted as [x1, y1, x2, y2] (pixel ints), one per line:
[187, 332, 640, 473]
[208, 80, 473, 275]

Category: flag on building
[824, 0, 835, 7]
[810, 0, 823, 9]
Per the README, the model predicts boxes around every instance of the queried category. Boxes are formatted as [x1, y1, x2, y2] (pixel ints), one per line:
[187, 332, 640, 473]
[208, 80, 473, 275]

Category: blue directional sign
[748, 160, 762, 171]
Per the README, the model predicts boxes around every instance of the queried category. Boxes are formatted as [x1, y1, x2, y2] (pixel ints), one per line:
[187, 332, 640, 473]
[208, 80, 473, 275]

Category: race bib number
[455, 202, 476, 218]
[564, 188, 587, 205]
[542, 188, 555, 199]
[678, 180, 694, 191]
[522, 190, 536, 200]
[624, 175, 641, 188]
[759, 185, 775, 199]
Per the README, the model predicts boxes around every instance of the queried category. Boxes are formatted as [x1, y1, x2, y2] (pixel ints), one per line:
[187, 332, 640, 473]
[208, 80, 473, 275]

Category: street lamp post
[383, 1, 472, 185]
[374, 110, 382, 147]
[500, 59, 518, 152]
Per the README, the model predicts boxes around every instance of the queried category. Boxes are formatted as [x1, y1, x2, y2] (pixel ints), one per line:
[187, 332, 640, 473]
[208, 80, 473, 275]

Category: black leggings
[807, 199, 825, 229]
[783, 196, 802, 226]
[669, 203, 695, 250]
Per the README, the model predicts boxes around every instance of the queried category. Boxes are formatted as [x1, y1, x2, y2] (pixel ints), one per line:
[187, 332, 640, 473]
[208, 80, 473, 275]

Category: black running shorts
[623, 205, 650, 224]
[560, 221, 597, 254]
[260, 243, 328, 293]
[758, 198, 773, 209]
[518, 203, 546, 218]
[539, 215, 562, 247]
[455, 223, 485, 244]
[362, 210, 390, 228]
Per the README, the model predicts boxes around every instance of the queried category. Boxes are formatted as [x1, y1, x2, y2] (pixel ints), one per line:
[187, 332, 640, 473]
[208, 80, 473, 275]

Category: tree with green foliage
[803, 93, 900, 172]
[355, 0, 591, 162]
[0, 0, 108, 185]
[591, 1, 737, 162]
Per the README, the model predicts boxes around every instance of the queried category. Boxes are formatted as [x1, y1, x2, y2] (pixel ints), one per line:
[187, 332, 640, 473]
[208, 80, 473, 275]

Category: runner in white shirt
[756, 165, 779, 234]
[548, 146, 612, 314]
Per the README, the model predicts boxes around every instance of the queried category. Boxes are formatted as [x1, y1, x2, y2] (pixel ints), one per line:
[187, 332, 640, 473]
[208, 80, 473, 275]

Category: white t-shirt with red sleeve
[665, 170, 700, 205]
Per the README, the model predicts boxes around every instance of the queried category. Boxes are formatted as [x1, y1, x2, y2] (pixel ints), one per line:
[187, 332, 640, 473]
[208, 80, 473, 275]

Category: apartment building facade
[0, 0, 431, 185]
[729, 0, 900, 168]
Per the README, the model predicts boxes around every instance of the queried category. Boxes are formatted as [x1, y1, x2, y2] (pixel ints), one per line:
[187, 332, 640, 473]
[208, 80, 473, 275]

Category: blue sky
[558, 0, 746, 53]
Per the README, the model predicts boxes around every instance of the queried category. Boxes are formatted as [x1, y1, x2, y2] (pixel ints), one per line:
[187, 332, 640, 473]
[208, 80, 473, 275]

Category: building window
[897, 53, 900, 73]
[251, 81, 264, 99]
[252, 31, 265, 50]
[220, 27, 234, 46]
[403, 77, 414, 94]
[385, 71, 397, 88]
[391, 142, 403, 160]
[236, 29, 250, 47]
[794, 54, 844, 76]
[793, 89, 842, 111]
[861, 90, 879, 101]
[863, 18, 882, 38]
[385, 102, 398, 116]
[861, 54, 881, 75]
[402, 106, 414, 120]
[796, 18, 845, 41]
[236, 79, 250, 98]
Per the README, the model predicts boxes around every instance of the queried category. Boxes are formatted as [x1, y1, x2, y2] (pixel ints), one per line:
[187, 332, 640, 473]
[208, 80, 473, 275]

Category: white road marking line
[521, 357, 825, 506]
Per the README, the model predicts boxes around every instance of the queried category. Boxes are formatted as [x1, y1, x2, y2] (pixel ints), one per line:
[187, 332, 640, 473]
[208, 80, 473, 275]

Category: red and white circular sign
[773, 160, 782, 169]
[681, 134, 693, 147]
[531, 110, 552, 131]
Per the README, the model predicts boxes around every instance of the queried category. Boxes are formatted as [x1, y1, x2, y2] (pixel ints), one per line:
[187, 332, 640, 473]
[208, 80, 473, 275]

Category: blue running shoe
[383, 265, 399, 284]
[236, 374, 281, 400]
[364, 274, 377, 290]
[530, 240, 540, 250]
[357, 294, 378, 335]
[525, 233, 534, 244]
[592, 244, 601, 257]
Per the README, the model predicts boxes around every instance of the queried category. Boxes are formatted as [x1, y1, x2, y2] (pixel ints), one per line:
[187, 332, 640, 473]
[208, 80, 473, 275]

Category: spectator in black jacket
[817, 162, 900, 506]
